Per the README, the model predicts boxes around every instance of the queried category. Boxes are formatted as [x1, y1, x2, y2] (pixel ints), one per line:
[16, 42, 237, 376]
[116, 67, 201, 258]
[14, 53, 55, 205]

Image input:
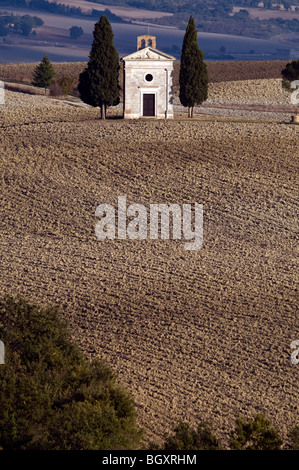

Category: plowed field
[0, 84, 298, 447]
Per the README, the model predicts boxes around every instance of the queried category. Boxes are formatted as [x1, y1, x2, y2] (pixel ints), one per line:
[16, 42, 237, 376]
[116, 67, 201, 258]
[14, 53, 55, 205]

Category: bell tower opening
[137, 35, 156, 50]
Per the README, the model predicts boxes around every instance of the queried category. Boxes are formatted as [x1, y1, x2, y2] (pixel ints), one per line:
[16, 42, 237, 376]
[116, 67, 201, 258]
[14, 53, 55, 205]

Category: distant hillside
[88, 0, 299, 38]
[89, 0, 299, 12]
[1, 1, 298, 38]
[0, 0, 130, 24]
[0, 0, 299, 42]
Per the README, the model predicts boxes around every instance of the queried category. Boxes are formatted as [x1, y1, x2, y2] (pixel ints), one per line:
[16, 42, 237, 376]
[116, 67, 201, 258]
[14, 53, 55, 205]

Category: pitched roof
[122, 47, 176, 61]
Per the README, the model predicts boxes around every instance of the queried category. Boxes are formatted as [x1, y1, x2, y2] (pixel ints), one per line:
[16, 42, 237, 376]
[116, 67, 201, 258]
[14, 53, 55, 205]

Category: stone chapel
[122, 35, 175, 119]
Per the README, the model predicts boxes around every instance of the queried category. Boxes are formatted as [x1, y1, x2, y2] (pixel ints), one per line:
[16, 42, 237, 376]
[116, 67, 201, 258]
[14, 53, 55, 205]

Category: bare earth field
[0, 77, 298, 447]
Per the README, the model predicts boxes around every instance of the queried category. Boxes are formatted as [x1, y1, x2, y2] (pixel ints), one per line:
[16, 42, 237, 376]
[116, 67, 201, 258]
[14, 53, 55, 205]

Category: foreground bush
[229, 413, 282, 450]
[0, 296, 142, 450]
[289, 425, 299, 450]
[156, 413, 299, 450]
[282, 60, 299, 90]
[159, 421, 221, 450]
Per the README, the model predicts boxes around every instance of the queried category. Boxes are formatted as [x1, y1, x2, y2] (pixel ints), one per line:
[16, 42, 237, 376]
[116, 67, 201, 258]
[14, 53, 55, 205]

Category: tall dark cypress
[78, 16, 120, 119]
[179, 16, 209, 118]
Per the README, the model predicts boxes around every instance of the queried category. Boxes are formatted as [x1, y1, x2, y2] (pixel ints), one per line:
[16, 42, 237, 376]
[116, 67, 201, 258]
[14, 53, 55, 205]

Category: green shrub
[0, 296, 142, 450]
[229, 413, 282, 450]
[160, 420, 221, 450]
[282, 60, 299, 90]
[289, 425, 299, 450]
[57, 76, 76, 97]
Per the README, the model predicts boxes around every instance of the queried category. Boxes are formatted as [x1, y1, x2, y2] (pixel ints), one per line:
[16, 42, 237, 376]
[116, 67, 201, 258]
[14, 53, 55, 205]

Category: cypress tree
[32, 55, 55, 94]
[78, 15, 120, 119]
[179, 16, 209, 118]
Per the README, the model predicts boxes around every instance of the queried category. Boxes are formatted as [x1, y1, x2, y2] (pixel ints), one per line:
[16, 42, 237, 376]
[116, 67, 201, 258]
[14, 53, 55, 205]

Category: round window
[145, 73, 153, 82]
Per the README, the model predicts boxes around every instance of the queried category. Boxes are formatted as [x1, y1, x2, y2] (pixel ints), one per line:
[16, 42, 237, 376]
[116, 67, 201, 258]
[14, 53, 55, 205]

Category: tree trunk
[188, 106, 194, 118]
[101, 103, 106, 120]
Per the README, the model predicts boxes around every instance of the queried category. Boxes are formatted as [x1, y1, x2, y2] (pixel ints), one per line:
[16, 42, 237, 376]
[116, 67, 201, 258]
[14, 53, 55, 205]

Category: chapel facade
[122, 35, 175, 119]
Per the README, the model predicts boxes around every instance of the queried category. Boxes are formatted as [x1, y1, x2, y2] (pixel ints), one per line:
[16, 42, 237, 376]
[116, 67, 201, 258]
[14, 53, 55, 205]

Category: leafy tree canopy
[69, 25, 83, 40]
